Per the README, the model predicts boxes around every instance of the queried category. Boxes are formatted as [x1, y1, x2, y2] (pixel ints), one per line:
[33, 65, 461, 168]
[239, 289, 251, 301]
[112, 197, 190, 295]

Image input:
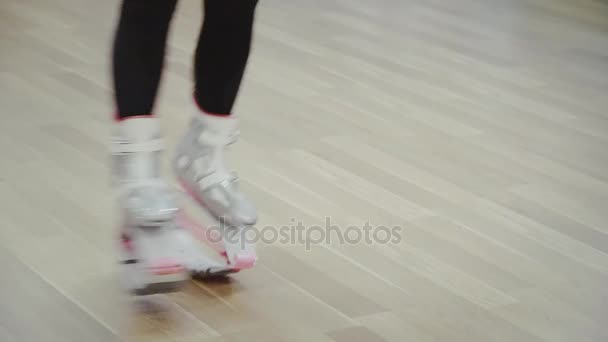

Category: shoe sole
[125, 264, 189, 296]
[132, 279, 186, 296]
[191, 267, 239, 280]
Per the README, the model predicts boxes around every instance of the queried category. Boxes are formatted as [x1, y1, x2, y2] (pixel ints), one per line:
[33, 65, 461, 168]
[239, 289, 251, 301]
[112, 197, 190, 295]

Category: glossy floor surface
[1, 0, 608, 341]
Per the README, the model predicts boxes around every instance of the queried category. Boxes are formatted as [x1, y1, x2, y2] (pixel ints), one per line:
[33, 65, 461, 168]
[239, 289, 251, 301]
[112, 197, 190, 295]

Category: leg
[194, 0, 258, 115]
[112, 0, 177, 118]
[110, 0, 190, 295]
[172, 0, 259, 269]
[174, 0, 259, 225]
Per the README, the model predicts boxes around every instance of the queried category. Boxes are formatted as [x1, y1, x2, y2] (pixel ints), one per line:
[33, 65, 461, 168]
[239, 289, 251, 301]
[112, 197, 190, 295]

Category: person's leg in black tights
[112, 0, 177, 119]
[194, 0, 258, 115]
[112, 0, 258, 119]
[111, 0, 260, 228]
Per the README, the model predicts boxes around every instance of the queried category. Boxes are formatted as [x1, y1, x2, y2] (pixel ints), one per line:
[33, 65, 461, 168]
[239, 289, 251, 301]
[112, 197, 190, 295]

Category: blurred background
[1, 0, 608, 341]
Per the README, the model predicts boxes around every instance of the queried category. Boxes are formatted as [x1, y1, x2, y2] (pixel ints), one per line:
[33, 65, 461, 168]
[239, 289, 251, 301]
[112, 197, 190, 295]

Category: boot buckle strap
[110, 138, 164, 154]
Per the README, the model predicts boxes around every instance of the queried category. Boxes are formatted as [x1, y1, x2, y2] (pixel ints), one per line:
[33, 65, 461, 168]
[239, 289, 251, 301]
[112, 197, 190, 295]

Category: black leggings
[112, 0, 258, 118]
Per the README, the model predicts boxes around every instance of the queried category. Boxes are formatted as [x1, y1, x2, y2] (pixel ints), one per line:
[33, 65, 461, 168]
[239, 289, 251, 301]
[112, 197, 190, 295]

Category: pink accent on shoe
[232, 253, 257, 270]
[176, 210, 225, 254]
[121, 234, 134, 252]
[180, 179, 205, 207]
[113, 113, 155, 122]
[148, 258, 184, 275]
[219, 250, 255, 271]
[192, 94, 231, 117]
[179, 179, 221, 224]
[178, 181, 257, 271]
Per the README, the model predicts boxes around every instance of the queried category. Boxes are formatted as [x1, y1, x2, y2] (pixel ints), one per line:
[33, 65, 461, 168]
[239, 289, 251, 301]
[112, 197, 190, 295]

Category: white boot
[173, 112, 257, 270]
[112, 117, 189, 295]
[172, 113, 257, 226]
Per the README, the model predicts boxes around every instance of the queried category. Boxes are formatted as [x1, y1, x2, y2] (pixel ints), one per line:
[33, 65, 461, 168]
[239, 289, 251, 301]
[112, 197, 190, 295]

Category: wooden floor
[1, 0, 608, 341]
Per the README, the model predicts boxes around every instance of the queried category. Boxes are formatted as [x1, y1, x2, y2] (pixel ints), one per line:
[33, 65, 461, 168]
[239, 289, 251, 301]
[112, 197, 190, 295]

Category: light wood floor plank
[1, 0, 607, 340]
